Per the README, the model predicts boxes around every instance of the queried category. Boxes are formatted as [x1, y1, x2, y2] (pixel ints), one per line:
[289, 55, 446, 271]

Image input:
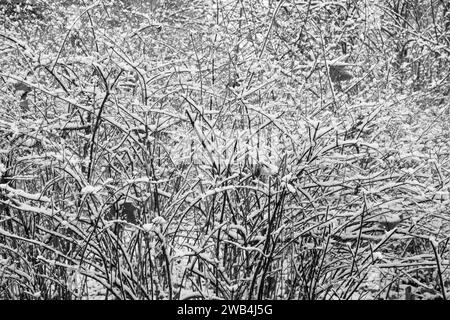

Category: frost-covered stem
[248, 257, 262, 300]
[155, 230, 173, 300]
[245, 0, 284, 90]
[51, 2, 100, 72]
[317, 29, 337, 111]
[430, 237, 446, 300]
[349, 197, 367, 278]
[257, 0, 284, 60]
[256, 180, 273, 299]
[312, 213, 331, 299]
[215, 192, 227, 296]
[87, 68, 110, 182]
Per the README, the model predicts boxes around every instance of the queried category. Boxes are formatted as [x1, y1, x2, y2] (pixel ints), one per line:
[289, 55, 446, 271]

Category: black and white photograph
[0, 0, 449, 308]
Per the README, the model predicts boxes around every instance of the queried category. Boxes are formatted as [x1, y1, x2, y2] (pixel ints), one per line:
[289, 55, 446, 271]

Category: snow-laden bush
[1, 0, 449, 300]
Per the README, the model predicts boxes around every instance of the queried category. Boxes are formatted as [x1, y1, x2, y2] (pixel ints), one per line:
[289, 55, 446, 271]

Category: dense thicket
[0, 0, 449, 300]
